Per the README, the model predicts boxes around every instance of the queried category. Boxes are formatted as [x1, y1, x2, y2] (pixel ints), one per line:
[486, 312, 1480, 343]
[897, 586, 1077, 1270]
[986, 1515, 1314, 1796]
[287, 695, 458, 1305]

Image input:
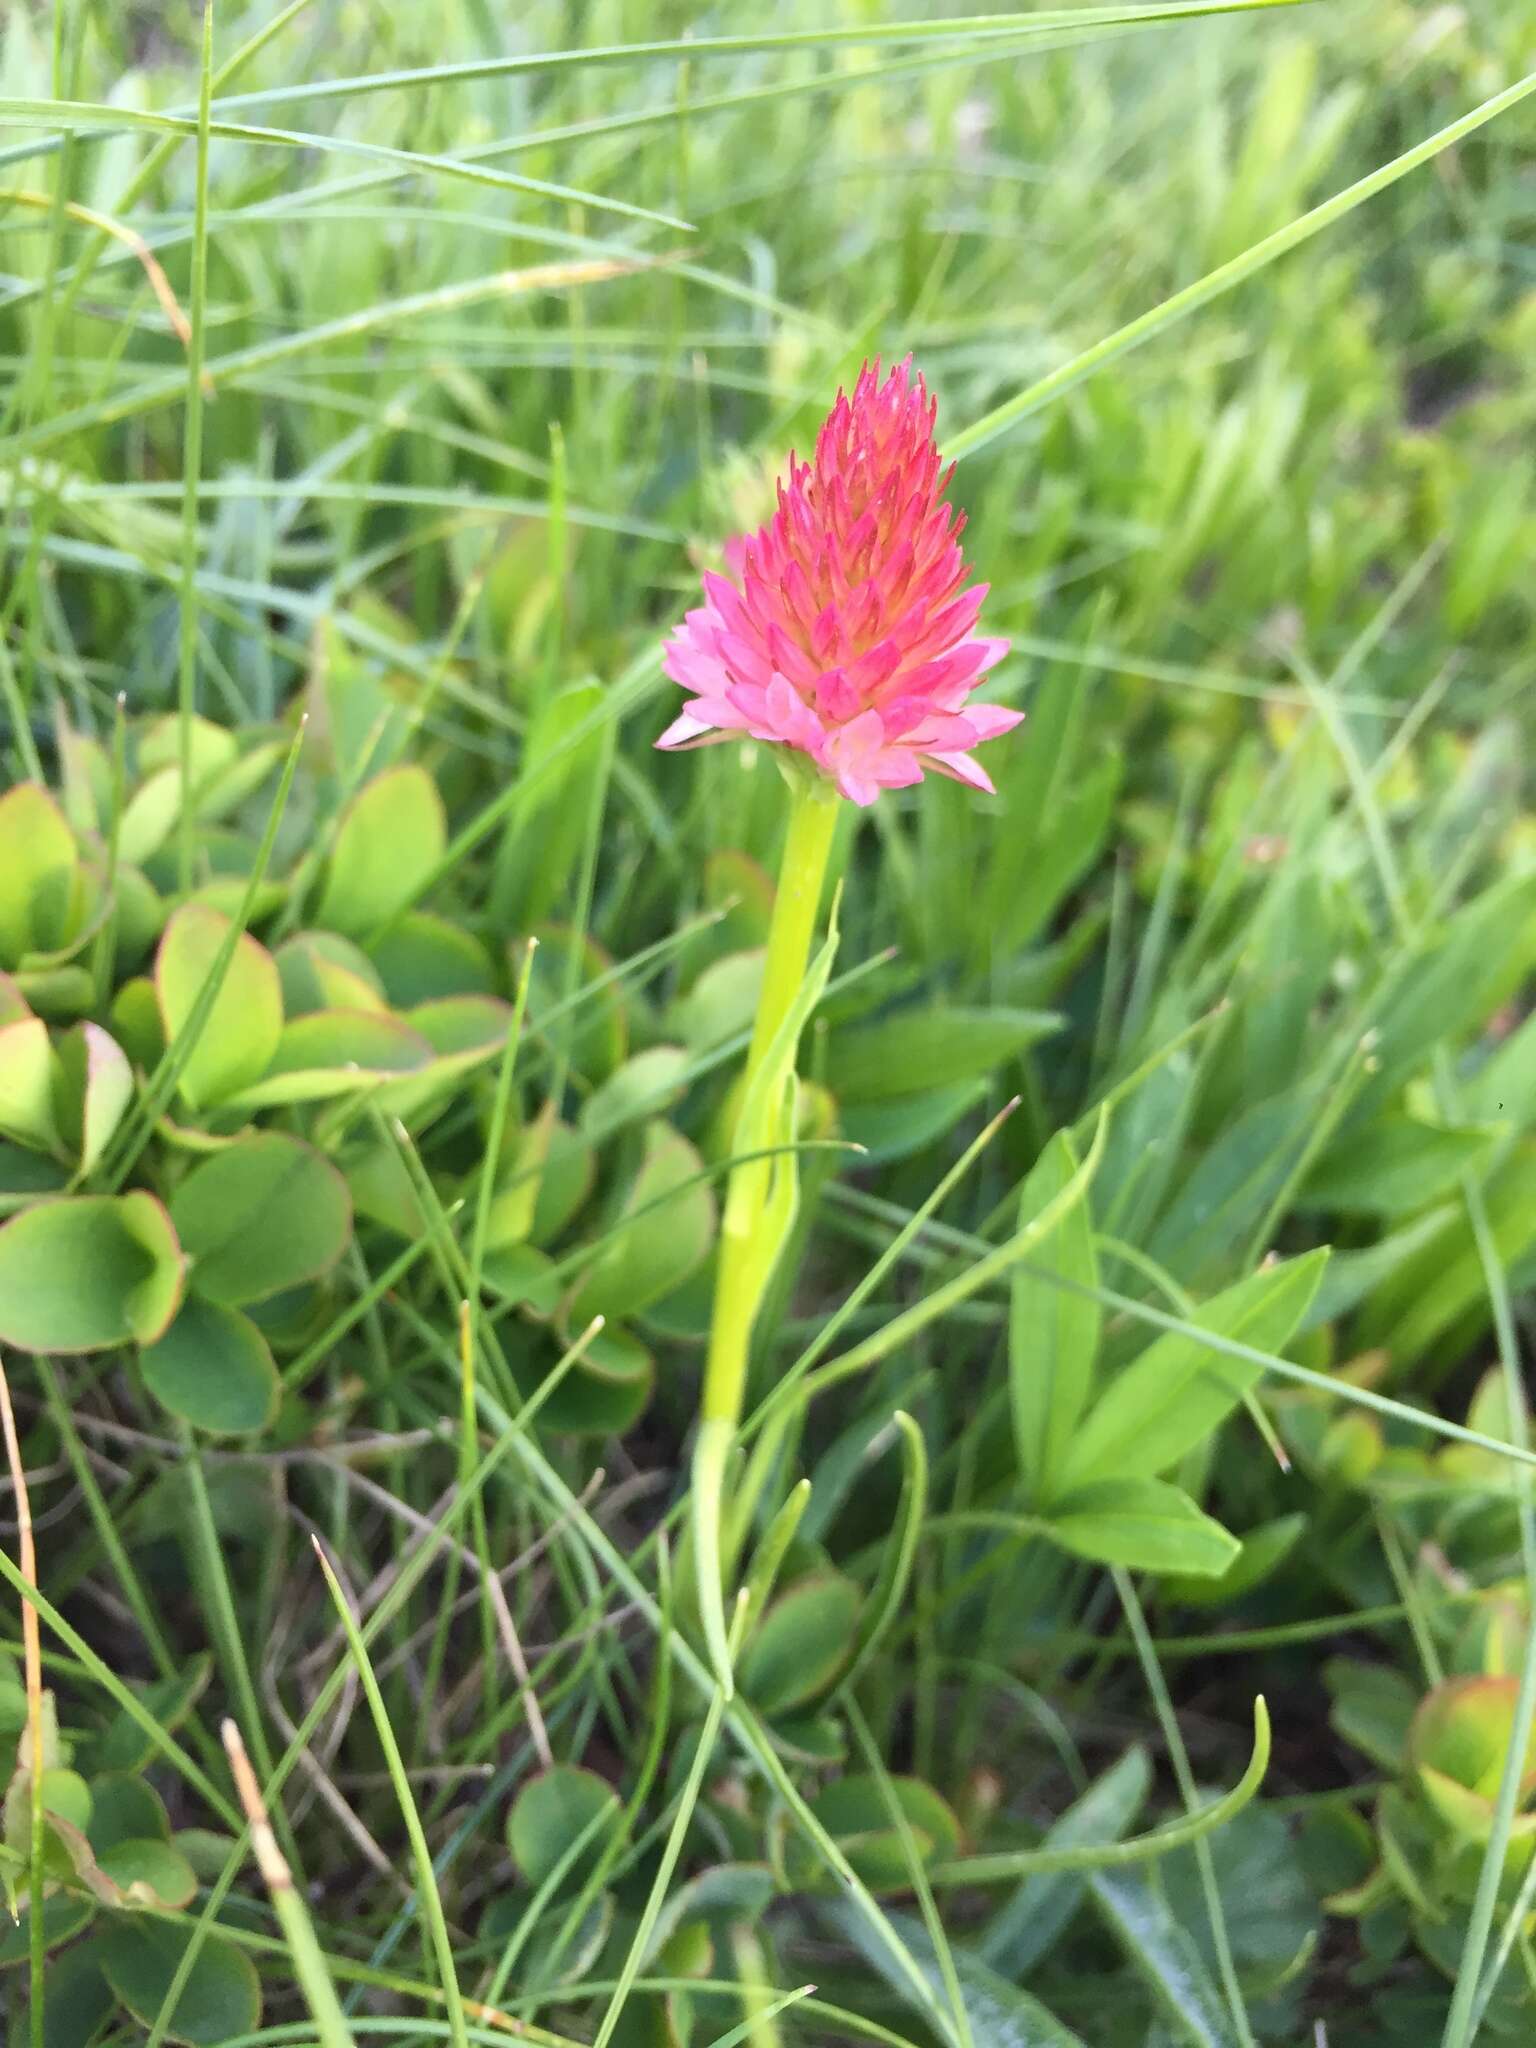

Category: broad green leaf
[564, 1121, 714, 1324]
[13, 964, 94, 1019]
[527, 1348, 653, 1436]
[674, 949, 764, 1053]
[0, 1192, 184, 1353]
[140, 1295, 280, 1434]
[1088, 1870, 1230, 2048]
[0, 1141, 65, 1216]
[1463, 1006, 1536, 1132]
[739, 1574, 862, 1715]
[530, 926, 628, 1081]
[377, 995, 512, 1115]
[1001, 753, 1121, 954]
[527, 1118, 596, 1246]
[480, 1241, 560, 1311]
[1162, 1510, 1306, 1608]
[1043, 1477, 1241, 1577]
[86, 1774, 171, 1854]
[87, 1660, 212, 1775]
[493, 680, 607, 927]
[1160, 1806, 1321, 1994]
[1357, 1140, 1536, 1362]
[274, 931, 388, 1018]
[642, 1863, 777, 1966]
[580, 1045, 690, 1141]
[1324, 1658, 1418, 1773]
[38, 1940, 113, 2045]
[138, 712, 237, 785]
[155, 905, 283, 1111]
[507, 1764, 622, 1893]
[117, 766, 185, 865]
[1011, 1130, 1100, 1502]
[1303, 1111, 1498, 1217]
[1409, 1676, 1536, 1805]
[830, 1901, 1092, 2047]
[0, 972, 30, 1026]
[0, 1016, 60, 1151]
[978, 1747, 1152, 1976]
[97, 1837, 197, 1909]
[0, 1894, 93, 1967]
[0, 784, 81, 968]
[317, 763, 447, 937]
[366, 910, 495, 1004]
[111, 976, 166, 1070]
[840, 1079, 987, 1165]
[1147, 1086, 1317, 1283]
[95, 1919, 261, 2047]
[1349, 868, 1536, 1127]
[1058, 1248, 1328, 1488]
[51, 1022, 133, 1174]
[827, 1004, 1059, 1103]
[795, 1776, 961, 1895]
[224, 1007, 432, 1108]
[171, 1134, 352, 1307]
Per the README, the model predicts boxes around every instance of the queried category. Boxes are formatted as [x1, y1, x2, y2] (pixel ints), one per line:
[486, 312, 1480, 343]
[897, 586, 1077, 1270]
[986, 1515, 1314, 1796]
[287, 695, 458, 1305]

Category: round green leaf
[96, 1919, 260, 2047]
[0, 1016, 60, 1151]
[581, 1046, 691, 1142]
[480, 1242, 561, 1312]
[0, 784, 81, 969]
[674, 949, 764, 1053]
[530, 927, 628, 1081]
[155, 905, 283, 1111]
[0, 1142, 68, 1215]
[139, 711, 238, 785]
[274, 931, 388, 1018]
[565, 1122, 715, 1325]
[0, 972, 31, 1026]
[0, 1192, 184, 1353]
[318, 764, 447, 937]
[0, 1894, 93, 1967]
[367, 911, 495, 1004]
[53, 1022, 133, 1174]
[225, 1007, 433, 1108]
[39, 1939, 113, 2046]
[171, 1134, 352, 1307]
[740, 1574, 862, 1715]
[799, 1775, 962, 1894]
[140, 1295, 280, 1434]
[528, 1348, 654, 1437]
[111, 976, 166, 1069]
[87, 1773, 172, 1853]
[508, 1765, 623, 1892]
[97, 1837, 198, 1909]
[118, 766, 185, 866]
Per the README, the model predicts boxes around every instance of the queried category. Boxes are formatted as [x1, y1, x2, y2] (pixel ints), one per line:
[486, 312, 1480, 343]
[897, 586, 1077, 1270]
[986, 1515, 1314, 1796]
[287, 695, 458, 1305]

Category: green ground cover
[1, 3, 1536, 2043]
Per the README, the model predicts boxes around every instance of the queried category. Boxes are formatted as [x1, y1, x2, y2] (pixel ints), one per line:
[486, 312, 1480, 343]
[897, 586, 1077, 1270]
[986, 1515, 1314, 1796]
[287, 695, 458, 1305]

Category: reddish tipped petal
[925, 748, 997, 794]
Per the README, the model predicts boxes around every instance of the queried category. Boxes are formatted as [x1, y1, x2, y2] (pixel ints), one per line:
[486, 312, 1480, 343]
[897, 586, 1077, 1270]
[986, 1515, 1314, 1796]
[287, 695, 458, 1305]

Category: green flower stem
[693, 772, 838, 1689]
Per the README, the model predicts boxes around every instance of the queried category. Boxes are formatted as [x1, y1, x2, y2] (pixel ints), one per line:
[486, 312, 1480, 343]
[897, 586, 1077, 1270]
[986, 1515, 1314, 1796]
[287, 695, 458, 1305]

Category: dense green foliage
[1, 3, 1536, 2044]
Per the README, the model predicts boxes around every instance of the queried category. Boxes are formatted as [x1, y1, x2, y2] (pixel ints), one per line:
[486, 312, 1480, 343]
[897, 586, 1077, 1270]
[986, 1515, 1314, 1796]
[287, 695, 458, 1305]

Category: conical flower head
[657, 357, 1021, 805]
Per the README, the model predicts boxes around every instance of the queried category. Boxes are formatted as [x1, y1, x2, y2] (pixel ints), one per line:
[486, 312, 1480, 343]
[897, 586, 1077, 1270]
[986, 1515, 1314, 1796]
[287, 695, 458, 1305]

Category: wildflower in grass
[673, 359, 1022, 1689]
[657, 356, 1020, 805]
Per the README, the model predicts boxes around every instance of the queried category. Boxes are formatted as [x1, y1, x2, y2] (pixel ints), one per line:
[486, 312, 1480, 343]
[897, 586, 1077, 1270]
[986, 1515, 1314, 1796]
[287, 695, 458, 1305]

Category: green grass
[2, 3, 1536, 2046]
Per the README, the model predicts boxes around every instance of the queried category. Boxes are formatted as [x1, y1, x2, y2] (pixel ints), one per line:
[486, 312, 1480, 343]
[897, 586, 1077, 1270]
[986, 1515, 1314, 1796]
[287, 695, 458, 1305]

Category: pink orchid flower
[657, 357, 1022, 806]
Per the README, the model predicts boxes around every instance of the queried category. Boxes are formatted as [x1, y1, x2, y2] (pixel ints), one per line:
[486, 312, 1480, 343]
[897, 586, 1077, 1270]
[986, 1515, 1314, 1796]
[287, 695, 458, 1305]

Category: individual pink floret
[657, 357, 1022, 805]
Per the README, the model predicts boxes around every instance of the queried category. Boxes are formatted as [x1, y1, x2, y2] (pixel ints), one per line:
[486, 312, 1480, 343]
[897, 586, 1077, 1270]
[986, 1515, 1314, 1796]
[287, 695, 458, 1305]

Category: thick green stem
[692, 774, 838, 1685]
